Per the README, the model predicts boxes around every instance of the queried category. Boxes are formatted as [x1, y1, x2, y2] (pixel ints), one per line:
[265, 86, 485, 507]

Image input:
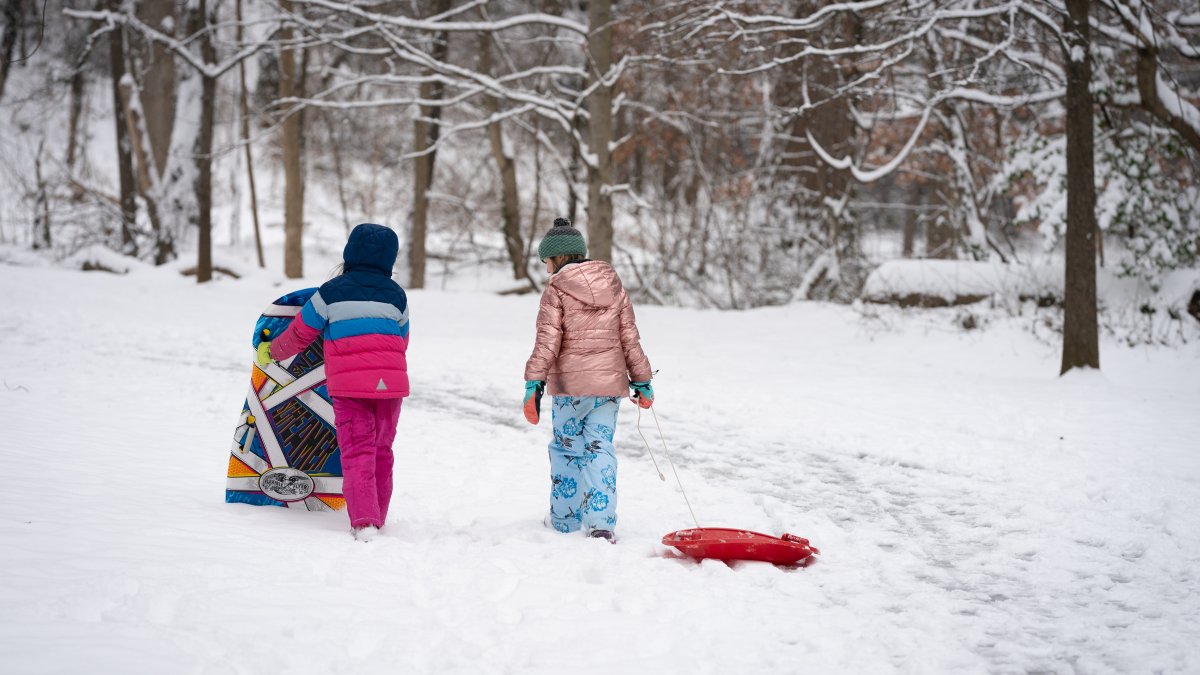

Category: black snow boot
[588, 529, 616, 543]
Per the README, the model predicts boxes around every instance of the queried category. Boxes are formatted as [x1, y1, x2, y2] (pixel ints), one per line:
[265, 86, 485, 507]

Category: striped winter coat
[270, 223, 410, 398]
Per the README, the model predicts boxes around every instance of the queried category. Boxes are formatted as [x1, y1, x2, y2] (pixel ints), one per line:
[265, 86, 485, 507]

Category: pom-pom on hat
[537, 218, 588, 262]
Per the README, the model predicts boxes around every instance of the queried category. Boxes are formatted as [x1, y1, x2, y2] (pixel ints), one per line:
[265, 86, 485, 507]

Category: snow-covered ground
[1, 253, 1199, 674]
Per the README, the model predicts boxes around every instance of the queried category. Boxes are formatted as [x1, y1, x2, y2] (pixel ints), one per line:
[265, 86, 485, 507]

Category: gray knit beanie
[537, 218, 588, 261]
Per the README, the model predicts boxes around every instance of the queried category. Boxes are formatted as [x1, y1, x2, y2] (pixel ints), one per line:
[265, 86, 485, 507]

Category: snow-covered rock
[862, 259, 1200, 325]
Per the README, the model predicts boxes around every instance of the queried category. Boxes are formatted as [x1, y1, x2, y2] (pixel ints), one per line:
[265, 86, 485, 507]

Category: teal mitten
[630, 381, 654, 408]
[523, 380, 545, 424]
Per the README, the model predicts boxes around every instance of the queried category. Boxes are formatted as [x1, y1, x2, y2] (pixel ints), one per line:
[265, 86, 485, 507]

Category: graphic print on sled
[225, 288, 345, 510]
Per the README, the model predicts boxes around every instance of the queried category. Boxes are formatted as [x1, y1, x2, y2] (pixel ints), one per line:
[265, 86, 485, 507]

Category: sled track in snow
[640, 410, 1200, 672]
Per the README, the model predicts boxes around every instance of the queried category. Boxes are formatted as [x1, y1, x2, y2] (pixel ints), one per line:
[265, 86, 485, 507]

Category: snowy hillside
[1, 255, 1198, 673]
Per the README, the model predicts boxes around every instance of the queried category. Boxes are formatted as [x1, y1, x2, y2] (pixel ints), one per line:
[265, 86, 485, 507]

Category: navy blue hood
[343, 223, 398, 275]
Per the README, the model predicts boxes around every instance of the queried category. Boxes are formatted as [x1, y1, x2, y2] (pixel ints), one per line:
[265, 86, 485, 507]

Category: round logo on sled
[258, 468, 315, 502]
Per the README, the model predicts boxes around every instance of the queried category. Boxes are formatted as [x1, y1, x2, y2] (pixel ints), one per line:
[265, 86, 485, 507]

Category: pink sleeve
[524, 287, 564, 381]
[270, 314, 321, 361]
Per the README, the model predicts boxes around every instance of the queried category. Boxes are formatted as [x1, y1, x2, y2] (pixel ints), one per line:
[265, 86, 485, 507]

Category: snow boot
[353, 525, 379, 542]
[588, 529, 616, 544]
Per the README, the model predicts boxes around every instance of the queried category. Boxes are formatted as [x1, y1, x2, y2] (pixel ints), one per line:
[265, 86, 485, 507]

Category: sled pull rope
[635, 406, 666, 481]
[636, 406, 700, 529]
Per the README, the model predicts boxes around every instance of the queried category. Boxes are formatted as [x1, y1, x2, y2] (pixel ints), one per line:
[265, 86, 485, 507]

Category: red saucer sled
[663, 528, 820, 566]
[632, 407, 820, 567]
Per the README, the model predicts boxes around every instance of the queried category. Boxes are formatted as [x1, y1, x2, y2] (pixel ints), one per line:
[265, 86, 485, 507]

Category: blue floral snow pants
[548, 395, 620, 534]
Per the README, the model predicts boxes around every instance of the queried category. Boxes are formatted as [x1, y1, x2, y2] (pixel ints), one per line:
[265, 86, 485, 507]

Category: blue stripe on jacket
[327, 316, 410, 341]
[300, 299, 328, 330]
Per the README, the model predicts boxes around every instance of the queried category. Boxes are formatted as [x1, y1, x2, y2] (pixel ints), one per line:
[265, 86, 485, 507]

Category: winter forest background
[3, 2, 1200, 672]
[1, 0, 1199, 363]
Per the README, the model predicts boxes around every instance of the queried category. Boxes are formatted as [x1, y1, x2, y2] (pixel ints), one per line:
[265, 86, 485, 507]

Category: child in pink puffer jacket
[523, 219, 653, 543]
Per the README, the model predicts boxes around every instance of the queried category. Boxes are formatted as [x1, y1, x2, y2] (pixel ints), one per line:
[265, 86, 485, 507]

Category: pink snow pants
[332, 397, 403, 529]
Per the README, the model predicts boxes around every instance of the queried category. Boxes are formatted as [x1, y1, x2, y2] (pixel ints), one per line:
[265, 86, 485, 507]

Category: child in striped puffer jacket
[258, 223, 410, 541]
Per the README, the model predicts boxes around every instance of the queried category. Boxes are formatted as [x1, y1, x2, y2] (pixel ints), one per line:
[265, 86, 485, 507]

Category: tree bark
[586, 0, 614, 263]
[0, 0, 22, 103]
[527, 115, 543, 286]
[106, 5, 138, 255]
[279, 0, 305, 279]
[478, 32, 525, 281]
[133, 0, 175, 176]
[775, 2, 860, 294]
[236, 0, 264, 268]
[324, 112, 352, 233]
[194, 0, 216, 283]
[927, 208, 958, 259]
[901, 211, 917, 258]
[1134, 49, 1200, 155]
[66, 67, 84, 170]
[1060, 0, 1099, 374]
[409, 0, 451, 288]
[566, 142, 579, 223]
[32, 142, 50, 249]
[117, 77, 165, 248]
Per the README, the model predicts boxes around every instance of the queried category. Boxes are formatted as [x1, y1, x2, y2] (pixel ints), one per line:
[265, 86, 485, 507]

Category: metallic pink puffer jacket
[524, 260, 652, 397]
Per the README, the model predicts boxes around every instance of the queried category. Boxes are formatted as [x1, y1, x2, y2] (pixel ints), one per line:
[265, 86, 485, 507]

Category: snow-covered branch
[64, 9, 278, 79]
[1099, 0, 1200, 152]
[807, 107, 932, 183]
[288, 0, 589, 36]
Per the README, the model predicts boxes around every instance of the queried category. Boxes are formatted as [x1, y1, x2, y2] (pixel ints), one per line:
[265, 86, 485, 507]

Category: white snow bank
[1150, 267, 1200, 316]
[63, 245, 155, 275]
[862, 259, 1061, 305]
[863, 259, 1200, 319]
[11, 243, 283, 284]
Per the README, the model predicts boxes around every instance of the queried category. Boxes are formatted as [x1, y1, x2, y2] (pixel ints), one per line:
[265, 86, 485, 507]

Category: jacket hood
[343, 223, 399, 274]
[552, 260, 621, 307]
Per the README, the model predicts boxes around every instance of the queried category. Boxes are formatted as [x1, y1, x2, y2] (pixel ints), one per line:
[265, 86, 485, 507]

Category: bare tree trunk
[236, 0, 264, 267]
[66, 68, 85, 170]
[1060, 0, 1099, 374]
[903, 185, 926, 257]
[631, 107, 644, 197]
[32, 141, 50, 249]
[774, 2, 860, 296]
[478, 32, 525, 281]
[409, 0, 451, 288]
[106, 6, 138, 255]
[566, 143, 579, 223]
[117, 77, 165, 244]
[133, 0, 175, 176]
[194, 0, 216, 283]
[324, 112, 351, 233]
[927, 209, 958, 259]
[279, 0, 305, 278]
[0, 0, 21, 103]
[902, 210, 917, 258]
[495, 138, 524, 279]
[527, 119, 542, 286]
[410, 122, 432, 287]
[586, 0, 614, 263]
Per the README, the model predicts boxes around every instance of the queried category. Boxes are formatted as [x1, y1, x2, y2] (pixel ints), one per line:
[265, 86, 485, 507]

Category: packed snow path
[1, 261, 1198, 673]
